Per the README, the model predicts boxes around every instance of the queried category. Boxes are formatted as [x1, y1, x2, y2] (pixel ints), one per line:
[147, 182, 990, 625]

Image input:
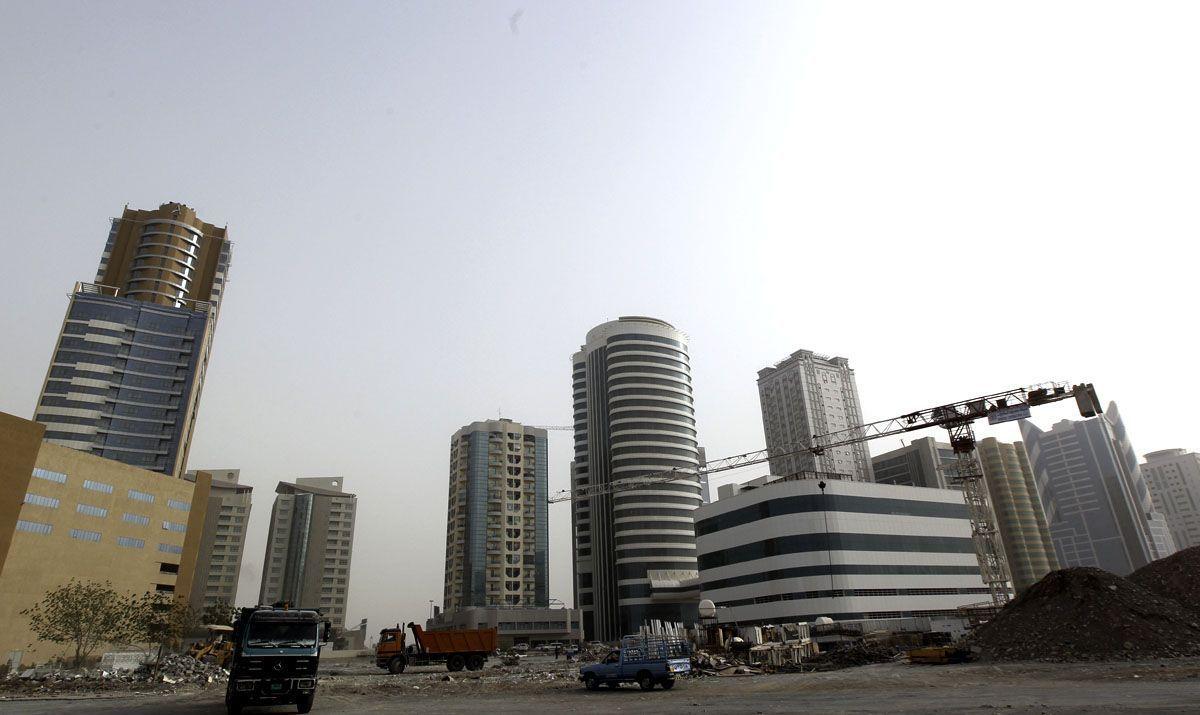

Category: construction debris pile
[0, 654, 227, 696]
[1130, 545, 1200, 616]
[153, 654, 229, 686]
[803, 642, 898, 671]
[969, 567, 1200, 662]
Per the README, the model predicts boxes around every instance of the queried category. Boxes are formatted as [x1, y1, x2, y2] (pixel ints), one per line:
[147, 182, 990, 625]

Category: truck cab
[225, 606, 330, 715]
[580, 635, 691, 691]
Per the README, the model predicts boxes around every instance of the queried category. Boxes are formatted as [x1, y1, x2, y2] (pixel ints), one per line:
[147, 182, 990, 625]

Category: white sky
[1, 1, 1197, 635]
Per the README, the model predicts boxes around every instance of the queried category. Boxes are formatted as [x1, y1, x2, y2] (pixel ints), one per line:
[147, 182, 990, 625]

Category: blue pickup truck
[580, 636, 692, 691]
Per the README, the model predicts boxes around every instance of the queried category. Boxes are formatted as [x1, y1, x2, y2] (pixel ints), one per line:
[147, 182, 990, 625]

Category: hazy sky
[2, 1, 1198, 636]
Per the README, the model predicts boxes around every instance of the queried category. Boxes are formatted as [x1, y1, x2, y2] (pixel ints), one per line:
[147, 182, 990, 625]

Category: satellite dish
[814, 616, 834, 625]
[698, 599, 717, 619]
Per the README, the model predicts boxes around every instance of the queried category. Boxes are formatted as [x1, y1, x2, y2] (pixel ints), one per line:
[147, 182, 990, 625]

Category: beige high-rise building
[1141, 449, 1200, 550]
[443, 419, 548, 614]
[976, 438, 1059, 593]
[757, 349, 873, 481]
[0, 411, 209, 667]
[34, 202, 233, 477]
[258, 478, 356, 630]
[183, 469, 252, 613]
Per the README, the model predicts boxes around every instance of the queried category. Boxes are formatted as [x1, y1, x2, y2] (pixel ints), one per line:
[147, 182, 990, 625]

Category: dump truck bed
[418, 628, 497, 654]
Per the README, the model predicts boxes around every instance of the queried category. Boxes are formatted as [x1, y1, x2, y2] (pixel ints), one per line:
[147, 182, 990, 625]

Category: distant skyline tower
[756, 349, 873, 481]
[571, 316, 702, 641]
[34, 202, 232, 477]
[1020, 402, 1175, 576]
[442, 419, 548, 613]
[258, 478, 356, 630]
[1141, 449, 1200, 551]
[183, 468, 253, 612]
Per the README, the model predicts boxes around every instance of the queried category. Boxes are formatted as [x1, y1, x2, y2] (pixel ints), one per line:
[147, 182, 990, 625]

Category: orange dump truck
[375, 622, 498, 674]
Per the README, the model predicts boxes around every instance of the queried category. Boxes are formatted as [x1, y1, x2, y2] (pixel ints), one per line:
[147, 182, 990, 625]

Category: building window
[128, 489, 155, 503]
[77, 503, 109, 518]
[162, 520, 187, 533]
[70, 528, 102, 543]
[31, 467, 68, 484]
[24, 493, 60, 509]
[167, 499, 190, 512]
[158, 543, 183, 554]
[16, 519, 52, 535]
[117, 536, 145, 549]
[83, 480, 114, 494]
[123, 513, 150, 526]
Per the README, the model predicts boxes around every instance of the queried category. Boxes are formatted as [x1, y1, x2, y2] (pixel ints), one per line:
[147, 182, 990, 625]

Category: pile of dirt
[969, 567, 1200, 662]
[1130, 545, 1200, 615]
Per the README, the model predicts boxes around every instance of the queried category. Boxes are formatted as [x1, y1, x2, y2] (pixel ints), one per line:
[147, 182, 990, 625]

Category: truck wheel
[447, 654, 465, 672]
[388, 656, 407, 674]
[637, 671, 655, 690]
[296, 692, 315, 714]
[584, 673, 600, 690]
[225, 692, 242, 715]
[466, 655, 485, 671]
[660, 679, 675, 690]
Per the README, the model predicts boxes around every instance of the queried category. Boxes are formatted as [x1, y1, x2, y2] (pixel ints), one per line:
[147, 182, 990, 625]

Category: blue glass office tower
[34, 203, 231, 477]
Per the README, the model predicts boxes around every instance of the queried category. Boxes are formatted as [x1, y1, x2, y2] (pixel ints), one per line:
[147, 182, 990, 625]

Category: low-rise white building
[696, 475, 989, 626]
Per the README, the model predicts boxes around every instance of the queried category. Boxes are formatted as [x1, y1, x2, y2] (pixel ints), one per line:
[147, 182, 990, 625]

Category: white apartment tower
[443, 419, 549, 613]
[183, 468, 252, 612]
[757, 349, 873, 481]
[258, 478, 357, 630]
[572, 317, 702, 642]
[1141, 449, 1200, 550]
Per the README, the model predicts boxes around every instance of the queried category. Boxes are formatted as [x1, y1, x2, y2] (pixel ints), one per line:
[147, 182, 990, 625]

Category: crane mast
[550, 381, 1103, 607]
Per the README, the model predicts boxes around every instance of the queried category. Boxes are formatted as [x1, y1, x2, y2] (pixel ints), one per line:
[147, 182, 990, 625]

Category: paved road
[4, 661, 1200, 713]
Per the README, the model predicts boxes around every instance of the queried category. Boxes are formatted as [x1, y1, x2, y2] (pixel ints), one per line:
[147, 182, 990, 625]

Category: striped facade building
[34, 203, 232, 477]
[696, 476, 988, 625]
[571, 317, 702, 641]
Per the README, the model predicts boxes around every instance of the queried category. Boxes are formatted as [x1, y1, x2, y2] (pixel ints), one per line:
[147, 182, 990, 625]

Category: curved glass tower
[571, 316, 701, 640]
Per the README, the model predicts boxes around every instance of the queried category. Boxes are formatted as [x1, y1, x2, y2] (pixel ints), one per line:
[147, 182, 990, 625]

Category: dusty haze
[1, 1, 1198, 639]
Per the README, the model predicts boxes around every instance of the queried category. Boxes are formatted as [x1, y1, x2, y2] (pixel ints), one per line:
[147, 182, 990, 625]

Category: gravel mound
[1129, 545, 1200, 615]
[969, 567, 1200, 662]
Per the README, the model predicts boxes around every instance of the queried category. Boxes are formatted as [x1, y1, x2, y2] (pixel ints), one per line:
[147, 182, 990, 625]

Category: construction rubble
[0, 653, 228, 697]
[969, 567, 1200, 662]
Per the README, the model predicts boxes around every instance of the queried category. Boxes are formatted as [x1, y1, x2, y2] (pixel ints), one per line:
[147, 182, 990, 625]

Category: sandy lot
[3, 656, 1200, 713]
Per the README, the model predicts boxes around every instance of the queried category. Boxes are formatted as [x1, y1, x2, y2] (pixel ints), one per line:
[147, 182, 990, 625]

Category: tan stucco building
[0, 411, 209, 667]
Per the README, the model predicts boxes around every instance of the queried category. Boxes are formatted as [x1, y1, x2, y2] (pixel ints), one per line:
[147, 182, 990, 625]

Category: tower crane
[548, 381, 1103, 607]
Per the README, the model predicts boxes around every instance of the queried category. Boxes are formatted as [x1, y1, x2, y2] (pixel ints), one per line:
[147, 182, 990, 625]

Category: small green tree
[20, 580, 131, 668]
[128, 592, 200, 668]
[202, 598, 237, 628]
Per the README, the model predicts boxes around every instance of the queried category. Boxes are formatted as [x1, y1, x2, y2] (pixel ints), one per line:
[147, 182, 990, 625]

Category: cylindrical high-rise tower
[571, 316, 701, 641]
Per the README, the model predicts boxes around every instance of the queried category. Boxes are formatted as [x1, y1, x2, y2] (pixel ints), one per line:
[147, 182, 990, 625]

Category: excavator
[186, 624, 235, 667]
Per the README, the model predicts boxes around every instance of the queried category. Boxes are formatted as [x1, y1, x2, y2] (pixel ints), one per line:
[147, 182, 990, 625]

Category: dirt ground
[4, 656, 1200, 713]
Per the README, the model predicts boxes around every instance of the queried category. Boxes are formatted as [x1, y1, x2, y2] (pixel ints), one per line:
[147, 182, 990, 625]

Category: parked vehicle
[224, 606, 331, 715]
[375, 622, 497, 673]
[579, 635, 692, 691]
